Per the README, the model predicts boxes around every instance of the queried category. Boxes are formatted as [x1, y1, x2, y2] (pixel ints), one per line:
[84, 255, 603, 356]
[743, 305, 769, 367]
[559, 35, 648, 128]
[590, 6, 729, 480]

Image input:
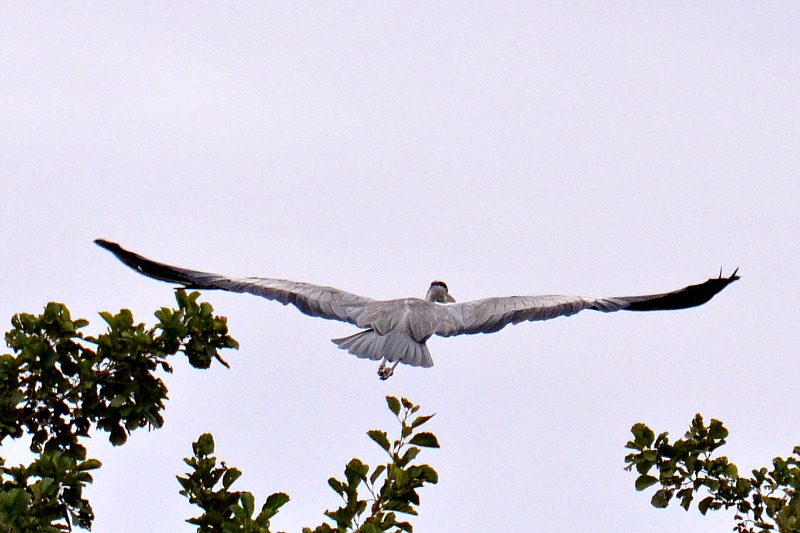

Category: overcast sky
[1, 2, 799, 532]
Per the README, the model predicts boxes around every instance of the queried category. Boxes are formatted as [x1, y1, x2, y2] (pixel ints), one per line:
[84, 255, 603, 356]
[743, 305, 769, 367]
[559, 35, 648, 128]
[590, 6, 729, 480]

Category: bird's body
[95, 239, 739, 379]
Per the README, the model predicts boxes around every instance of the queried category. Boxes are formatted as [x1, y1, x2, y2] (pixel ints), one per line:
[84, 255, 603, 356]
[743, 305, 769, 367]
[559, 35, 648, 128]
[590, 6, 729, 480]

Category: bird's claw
[377, 359, 400, 380]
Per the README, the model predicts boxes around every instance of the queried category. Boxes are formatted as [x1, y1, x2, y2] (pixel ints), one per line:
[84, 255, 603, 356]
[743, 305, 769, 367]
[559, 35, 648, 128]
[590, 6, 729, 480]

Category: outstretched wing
[95, 239, 374, 325]
[436, 270, 740, 336]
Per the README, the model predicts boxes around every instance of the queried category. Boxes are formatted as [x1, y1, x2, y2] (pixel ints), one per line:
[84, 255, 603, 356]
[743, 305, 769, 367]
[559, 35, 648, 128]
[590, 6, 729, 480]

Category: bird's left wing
[436, 270, 739, 337]
[95, 239, 374, 325]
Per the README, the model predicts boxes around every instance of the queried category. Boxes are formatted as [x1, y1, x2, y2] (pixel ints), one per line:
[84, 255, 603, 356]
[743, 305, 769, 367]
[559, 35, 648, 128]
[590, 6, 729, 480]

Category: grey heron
[95, 239, 739, 380]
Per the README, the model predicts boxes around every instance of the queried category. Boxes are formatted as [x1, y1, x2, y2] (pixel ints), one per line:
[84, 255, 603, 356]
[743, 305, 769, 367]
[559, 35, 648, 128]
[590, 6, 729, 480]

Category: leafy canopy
[626, 414, 800, 533]
[0, 293, 439, 532]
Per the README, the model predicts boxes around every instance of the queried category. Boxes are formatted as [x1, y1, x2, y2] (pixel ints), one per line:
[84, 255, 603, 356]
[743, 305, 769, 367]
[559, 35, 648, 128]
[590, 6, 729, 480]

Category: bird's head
[426, 280, 456, 303]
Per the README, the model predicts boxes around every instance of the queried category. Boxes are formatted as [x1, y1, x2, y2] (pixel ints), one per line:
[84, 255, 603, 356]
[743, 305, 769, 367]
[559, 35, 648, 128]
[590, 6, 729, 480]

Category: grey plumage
[95, 239, 739, 379]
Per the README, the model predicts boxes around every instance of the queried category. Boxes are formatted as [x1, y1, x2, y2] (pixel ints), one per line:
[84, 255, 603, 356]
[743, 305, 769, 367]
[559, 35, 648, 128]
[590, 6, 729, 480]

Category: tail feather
[331, 329, 434, 368]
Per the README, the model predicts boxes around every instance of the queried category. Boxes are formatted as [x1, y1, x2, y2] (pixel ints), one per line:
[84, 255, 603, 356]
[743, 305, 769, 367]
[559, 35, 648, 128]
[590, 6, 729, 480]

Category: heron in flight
[95, 239, 739, 380]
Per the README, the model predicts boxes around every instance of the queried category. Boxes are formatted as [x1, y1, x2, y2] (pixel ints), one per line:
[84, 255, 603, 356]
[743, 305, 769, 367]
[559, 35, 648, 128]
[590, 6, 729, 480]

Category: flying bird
[95, 239, 739, 380]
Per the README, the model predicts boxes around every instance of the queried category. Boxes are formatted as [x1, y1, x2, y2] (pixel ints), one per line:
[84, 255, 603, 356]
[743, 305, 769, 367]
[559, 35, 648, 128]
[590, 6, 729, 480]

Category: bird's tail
[331, 330, 433, 368]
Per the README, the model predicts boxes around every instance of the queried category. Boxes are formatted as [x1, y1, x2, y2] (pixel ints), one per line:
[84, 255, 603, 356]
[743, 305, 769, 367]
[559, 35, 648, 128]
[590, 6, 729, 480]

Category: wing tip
[94, 238, 121, 252]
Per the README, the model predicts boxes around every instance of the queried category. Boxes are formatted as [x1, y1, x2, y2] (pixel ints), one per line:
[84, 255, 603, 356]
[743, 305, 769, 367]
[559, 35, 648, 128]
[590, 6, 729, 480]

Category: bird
[95, 239, 739, 380]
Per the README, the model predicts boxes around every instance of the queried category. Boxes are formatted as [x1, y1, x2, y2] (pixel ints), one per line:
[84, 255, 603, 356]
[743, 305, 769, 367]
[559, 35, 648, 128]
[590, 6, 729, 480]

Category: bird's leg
[377, 358, 400, 380]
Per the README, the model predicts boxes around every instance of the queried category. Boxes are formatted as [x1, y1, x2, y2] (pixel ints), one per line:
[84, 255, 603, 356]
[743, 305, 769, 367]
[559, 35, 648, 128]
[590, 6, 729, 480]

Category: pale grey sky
[1, 2, 799, 532]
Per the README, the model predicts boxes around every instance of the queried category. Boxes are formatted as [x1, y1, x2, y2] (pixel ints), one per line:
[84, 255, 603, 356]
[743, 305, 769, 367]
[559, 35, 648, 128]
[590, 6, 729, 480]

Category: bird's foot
[377, 359, 400, 380]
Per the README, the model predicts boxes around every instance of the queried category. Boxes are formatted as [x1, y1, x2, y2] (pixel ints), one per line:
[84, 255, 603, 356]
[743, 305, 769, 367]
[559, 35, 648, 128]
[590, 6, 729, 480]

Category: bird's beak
[446, 294, 456, 303]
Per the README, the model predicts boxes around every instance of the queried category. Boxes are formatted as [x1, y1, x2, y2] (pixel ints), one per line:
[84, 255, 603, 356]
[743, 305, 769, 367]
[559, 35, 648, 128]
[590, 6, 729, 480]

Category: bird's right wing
[436, 270, 739, 337]
[95, 239, 374, 325]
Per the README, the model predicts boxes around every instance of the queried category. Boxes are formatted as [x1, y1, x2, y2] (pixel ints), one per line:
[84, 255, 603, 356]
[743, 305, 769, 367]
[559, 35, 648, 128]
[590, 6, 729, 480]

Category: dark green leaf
[223, 467, 242, 489]
[651, 489, 671, 508]
[370, 464, 386, 485]
[386, 396, 401, 416]
[328, 477, 345, 495]
[416, 464, 438, 484]
[708, 420, 729, 440]
[241, 491, 255, 517]
[344, 458, 369, 486]
[263, 492, 290, 515]
[677, 488, 694, 510]
[368, 430, 391, 452]
[698, 496, 715, 515]
[411, 414, 435, 429]
[409, 432, 439, 448]
[195, 433, 215, 456]
[109, 424, 128, 446]
[77, 458, 102, 471]
[635, 475, 659, 491]
[631, 423, 655, 448]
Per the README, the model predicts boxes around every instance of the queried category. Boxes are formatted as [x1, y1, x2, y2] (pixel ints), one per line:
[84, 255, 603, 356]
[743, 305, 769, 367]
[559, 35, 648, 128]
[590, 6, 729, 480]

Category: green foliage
[177, 433, 290, 533]
[1, 295, 441, 532]
[309, 396, 439, 533]
[0, 451, 100, 531]
[0, 291, 238, 532]
[179, 396, 439, 533]
[625, 414, 800, 533]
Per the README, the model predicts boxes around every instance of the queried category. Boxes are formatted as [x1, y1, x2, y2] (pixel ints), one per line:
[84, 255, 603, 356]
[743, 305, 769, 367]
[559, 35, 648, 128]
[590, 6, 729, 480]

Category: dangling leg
[377, 357, 401, 380]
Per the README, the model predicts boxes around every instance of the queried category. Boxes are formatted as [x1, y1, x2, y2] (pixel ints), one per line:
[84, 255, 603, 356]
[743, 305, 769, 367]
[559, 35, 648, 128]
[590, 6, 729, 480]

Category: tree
[178, 396, 439, 533]
[625, 414, 800, 533]
[0, 292, 439, 532]
[9, 290, 795, 533]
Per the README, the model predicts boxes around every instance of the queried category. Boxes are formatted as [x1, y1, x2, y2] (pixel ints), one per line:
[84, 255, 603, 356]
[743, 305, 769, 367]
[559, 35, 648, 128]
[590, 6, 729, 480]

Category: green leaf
[344, 458, 369, 486]
[194, 433, 215, 456]
[708, 420, 729, 440]
[396, 520, 413, 532]
[698, 496, 715, 515]
[5, 488, 31, 516]
[262, 492, 290, 515]
[368, 430, 391, 452]
[677, 488, 694, 510]
[386, 396, 401, 416]
[223, 467, 242, 489]
[399, 447, 420, 467]
[328, 477, 345, 495]
[631, 423, 655, 448]
[635, 475, 659, 491]
[109, 424, 128, 446]
[651, 489, 671, 508]
[370, 464, 387, 485]
[415, 464, 438, 484]
[409, 432, 439, 448]
[411, 414, 435, 429]
[241, 491, 255, 517]
[99, 311, 115, 326]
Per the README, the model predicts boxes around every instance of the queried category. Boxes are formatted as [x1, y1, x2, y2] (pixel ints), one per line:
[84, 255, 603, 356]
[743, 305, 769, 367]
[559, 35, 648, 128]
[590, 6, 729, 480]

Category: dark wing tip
[95, 238, 120, 252]
[94, 238, 196, 286]
[625, 268, 740, 312]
